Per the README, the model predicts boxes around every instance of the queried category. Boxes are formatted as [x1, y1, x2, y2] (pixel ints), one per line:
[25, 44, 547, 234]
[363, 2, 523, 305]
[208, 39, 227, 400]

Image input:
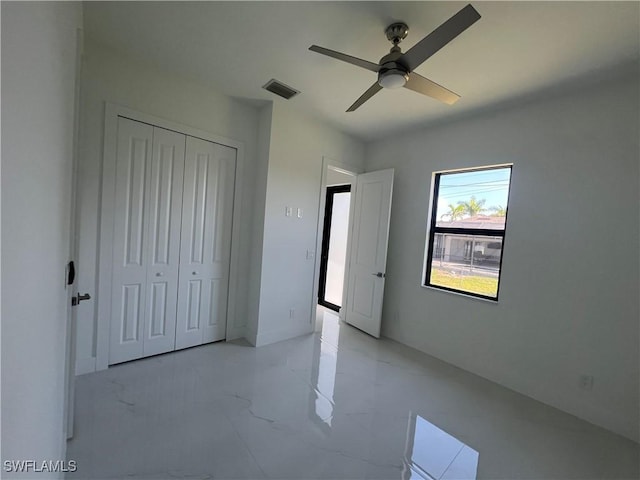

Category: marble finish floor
[67, 308, 639, 479]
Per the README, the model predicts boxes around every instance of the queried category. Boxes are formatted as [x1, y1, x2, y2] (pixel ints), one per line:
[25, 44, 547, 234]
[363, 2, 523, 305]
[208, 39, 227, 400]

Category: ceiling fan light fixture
[378, 69, 408, 89]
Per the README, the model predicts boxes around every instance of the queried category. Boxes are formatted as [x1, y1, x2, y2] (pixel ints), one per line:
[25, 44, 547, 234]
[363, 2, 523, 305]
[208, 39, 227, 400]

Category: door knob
[71, 293, 91, 306]
[155, 272, 163, 277]
[372, 272, 385, 278]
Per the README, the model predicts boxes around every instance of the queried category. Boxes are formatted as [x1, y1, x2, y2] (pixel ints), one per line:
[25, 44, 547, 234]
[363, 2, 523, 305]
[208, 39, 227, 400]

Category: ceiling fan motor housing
[378, 48, 409, 89]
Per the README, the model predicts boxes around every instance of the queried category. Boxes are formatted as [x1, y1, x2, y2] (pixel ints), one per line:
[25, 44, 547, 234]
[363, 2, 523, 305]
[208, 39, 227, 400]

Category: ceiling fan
[309, 4, 481, 112]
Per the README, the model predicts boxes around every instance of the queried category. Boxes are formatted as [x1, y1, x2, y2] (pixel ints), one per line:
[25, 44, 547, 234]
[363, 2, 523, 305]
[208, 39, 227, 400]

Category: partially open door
[344, 169, 394, 338]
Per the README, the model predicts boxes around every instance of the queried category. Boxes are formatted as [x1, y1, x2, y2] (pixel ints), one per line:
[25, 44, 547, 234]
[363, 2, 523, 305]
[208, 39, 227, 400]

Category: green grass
[430, 268, 498, 297]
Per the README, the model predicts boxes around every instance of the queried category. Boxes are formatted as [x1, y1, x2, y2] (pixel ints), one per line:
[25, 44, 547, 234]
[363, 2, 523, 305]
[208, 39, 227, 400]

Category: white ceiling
[84, 1, 639, 141]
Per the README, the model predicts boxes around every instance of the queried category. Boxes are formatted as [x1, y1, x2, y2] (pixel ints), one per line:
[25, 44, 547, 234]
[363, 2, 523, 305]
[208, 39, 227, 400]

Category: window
[424, 165, 512, 300]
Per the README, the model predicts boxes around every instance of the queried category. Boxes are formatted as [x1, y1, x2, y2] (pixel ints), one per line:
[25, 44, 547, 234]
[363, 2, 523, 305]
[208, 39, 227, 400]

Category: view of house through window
[424, 165, 512, 300]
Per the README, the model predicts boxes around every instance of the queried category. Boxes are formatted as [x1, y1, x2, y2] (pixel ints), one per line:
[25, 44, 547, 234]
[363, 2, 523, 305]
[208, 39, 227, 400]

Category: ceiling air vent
[262, 79, 300, 100]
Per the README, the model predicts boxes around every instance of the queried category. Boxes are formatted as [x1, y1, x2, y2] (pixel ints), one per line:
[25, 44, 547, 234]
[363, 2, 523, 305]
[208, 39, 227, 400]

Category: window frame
[423, 164, 513, 301]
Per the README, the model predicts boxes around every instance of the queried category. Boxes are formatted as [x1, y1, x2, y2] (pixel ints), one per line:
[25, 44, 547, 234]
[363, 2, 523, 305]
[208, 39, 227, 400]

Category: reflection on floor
[404, 413, 478, 480]
[67, 307, 639, 479]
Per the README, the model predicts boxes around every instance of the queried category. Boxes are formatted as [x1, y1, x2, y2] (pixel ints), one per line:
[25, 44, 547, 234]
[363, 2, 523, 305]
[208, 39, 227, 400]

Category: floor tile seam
[216, 399, 270, 479]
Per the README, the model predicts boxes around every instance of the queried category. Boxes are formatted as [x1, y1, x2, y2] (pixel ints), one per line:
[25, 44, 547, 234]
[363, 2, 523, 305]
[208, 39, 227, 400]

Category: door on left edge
[109, 117, 185, 364]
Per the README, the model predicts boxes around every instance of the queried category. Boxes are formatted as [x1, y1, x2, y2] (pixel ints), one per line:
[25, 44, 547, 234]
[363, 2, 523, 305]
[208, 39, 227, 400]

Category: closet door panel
[109, 118, 153, 364]
[176, 137, 236, 349]
[143, 128, 186, 357]
[203, 149, 235, 343]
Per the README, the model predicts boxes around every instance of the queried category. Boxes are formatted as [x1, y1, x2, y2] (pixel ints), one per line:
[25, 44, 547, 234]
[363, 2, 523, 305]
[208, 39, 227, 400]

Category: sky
[435, 167, 511, 219]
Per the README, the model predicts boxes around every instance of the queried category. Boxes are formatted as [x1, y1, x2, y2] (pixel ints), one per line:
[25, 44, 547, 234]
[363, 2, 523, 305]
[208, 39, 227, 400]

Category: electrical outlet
[285, 206, 292, 217]
[306, 250, 315, 260]
[579, 375, 594, 391]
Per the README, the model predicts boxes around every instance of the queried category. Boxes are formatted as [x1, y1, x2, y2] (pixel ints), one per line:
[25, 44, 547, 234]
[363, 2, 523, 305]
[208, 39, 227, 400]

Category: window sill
[421, 284, 499, 304]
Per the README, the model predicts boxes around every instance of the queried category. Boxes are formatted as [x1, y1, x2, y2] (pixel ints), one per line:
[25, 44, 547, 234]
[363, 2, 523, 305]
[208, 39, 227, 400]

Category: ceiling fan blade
[404, 72, 460, 105]
[402, 4, 481, 72]
[346, 83, 383, 112]
[309, 45, 380, 73]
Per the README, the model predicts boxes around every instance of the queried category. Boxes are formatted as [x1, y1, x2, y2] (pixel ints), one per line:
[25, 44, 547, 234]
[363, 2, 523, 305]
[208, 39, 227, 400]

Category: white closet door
[175, 137, 236, 350]
[142, 128, 185, 357]
[109, 118, 153, 364]
[109, 120, 186, 364]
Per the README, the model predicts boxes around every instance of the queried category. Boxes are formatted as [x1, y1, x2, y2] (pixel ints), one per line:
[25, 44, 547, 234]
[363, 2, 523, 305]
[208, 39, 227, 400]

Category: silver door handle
[372, 272, 385, 278]
[72, 293, 91, 306]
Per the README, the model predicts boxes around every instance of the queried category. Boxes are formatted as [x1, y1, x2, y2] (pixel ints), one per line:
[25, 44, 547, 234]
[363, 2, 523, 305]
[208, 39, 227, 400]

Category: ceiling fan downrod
[378, 23, 410, 89]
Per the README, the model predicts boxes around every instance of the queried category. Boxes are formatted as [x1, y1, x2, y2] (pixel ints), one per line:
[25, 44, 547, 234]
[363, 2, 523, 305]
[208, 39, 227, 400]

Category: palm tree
[441, 203, 465, 221]
[489, 205, 507, 217]
[457, 196, 486, 217]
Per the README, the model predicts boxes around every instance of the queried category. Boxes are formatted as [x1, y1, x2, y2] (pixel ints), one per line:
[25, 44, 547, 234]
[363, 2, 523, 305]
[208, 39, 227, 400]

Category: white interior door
[344, 169, 394, 338]
[175, 137, 236, 350]
[142, 128, 185, 357]
[109, 118, 154, 364]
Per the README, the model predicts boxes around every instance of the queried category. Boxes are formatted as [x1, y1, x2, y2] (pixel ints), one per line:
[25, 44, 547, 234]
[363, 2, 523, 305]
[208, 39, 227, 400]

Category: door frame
[310, 157, 361, 325]
[95, 103, 246, 371]
[63, 26, 84, 440]
[318, 184, 351, 312]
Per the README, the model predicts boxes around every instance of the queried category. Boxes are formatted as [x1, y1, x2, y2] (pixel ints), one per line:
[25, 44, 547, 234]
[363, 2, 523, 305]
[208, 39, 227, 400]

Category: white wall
[246, 104, 273, 345]
[1, 1, 82, 473]
[365, 72, 639, 441]
[255, 103, 365, 346]
[75, 40, 259, 373]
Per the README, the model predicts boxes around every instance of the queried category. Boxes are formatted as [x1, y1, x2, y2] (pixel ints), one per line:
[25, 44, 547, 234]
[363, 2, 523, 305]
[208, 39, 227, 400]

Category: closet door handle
[155, 272, 163, 277]
[192, 271, 198, 275]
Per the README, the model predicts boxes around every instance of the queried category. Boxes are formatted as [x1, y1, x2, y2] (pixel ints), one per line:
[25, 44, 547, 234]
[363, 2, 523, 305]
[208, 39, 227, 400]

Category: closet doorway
[318, 184, 351, 312]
